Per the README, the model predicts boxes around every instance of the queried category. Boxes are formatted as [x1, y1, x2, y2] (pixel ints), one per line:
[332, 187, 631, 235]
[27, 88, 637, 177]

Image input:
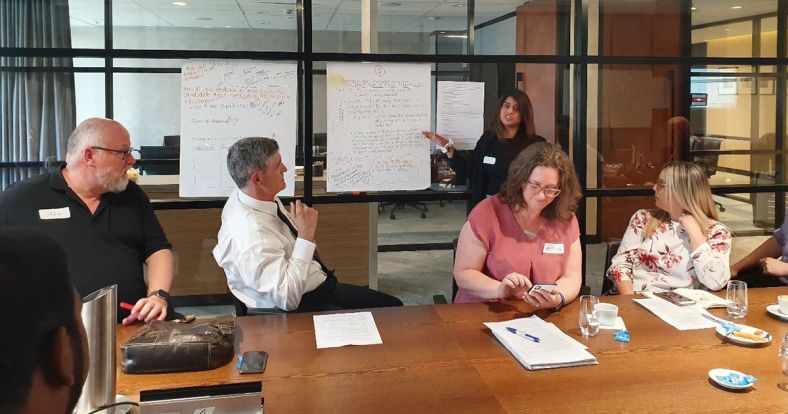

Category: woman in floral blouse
[606, 161, 732, 294]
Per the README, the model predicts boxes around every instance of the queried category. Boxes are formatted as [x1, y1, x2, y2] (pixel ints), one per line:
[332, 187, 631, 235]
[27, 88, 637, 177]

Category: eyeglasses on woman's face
[525, 180, 561, 197]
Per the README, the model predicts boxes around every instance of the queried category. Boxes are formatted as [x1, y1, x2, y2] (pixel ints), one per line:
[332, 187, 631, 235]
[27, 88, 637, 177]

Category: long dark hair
[489, 89, 537, 157]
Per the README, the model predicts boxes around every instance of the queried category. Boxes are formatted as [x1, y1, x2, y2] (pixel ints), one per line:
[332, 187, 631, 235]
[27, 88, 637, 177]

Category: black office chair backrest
[452, 238, 459, 302]
[230, 292, 285, 316]
[602, 239, 621, 295]
[231, 292, 248, 317]
[690, 136, 723, 177]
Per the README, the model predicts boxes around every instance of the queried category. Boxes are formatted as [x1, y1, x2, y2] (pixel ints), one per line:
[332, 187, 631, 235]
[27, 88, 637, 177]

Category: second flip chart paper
[326, 63, 431, 192]
[436, 81, 485, 150]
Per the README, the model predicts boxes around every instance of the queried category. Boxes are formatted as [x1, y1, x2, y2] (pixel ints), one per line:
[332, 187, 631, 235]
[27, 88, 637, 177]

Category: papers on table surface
[599, 316, 627, 330]
[633, 298, 717, 330]
[642, 289, 728, 309]
[313, 311, 383, 349]
[484, 316, 597, 370]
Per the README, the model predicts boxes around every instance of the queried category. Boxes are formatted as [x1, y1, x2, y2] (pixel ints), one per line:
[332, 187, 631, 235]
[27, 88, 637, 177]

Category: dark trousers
[735, 268, 787, 288]
[295, 275, 403, 313]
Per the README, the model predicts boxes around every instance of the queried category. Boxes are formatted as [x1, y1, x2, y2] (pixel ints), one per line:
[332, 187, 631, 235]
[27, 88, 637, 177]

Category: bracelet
[553, 291, 566, 310]
[437, 137, 455, 154]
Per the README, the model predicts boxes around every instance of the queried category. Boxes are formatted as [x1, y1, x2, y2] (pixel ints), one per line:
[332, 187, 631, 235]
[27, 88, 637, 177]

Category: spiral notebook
[484, 316, 597, 370]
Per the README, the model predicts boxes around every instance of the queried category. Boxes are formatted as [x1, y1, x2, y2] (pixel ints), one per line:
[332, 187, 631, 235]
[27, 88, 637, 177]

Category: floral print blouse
[606, 209, 732, 293]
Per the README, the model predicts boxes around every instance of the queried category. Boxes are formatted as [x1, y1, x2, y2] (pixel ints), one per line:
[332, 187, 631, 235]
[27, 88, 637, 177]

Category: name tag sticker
[39, 207, 71, 220]
[483, 156, 496, 165]
[543, 243, 564, 254]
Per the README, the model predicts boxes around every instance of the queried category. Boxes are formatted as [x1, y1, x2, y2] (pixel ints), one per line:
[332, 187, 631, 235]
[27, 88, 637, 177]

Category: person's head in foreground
[0, 228, 89, 414]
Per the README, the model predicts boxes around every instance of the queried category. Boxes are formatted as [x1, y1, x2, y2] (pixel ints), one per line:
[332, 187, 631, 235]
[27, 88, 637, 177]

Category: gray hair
[65, 118, 107, 165]
[227, 137, 280, 188]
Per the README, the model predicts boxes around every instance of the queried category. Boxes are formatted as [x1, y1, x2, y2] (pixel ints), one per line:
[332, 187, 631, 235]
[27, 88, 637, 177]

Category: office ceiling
[68, 0, 780, 33]
[68, 0, 526, 32]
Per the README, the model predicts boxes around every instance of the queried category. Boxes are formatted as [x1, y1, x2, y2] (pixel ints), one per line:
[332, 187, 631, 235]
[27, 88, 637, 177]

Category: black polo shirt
[0, 167, 172, 317]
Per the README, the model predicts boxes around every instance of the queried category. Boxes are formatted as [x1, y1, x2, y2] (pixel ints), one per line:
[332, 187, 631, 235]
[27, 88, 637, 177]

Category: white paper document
[436, 81, 485, 150]
[484, 316, 597, 370]
[633, 298, 717, 330]
[313, 311, 383, 349]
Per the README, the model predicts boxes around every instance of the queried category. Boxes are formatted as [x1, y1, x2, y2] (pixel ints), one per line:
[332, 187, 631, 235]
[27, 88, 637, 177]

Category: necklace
[513, 209, 542, 238]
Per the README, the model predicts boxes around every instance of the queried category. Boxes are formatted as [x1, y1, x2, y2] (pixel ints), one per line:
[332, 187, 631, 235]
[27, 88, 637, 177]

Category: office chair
[690, 136, 725, 212]
[139, 145, 180, 175]
[379, 201, 428, 219]
[432, 238, 459, 304]
[601, 239, 621, 296]
[230, 292, 285, 316]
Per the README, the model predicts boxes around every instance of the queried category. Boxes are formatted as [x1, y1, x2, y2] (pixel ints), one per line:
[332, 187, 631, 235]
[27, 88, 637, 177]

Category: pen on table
[120, 301, 134, 311]
[506, 327, 540, 343]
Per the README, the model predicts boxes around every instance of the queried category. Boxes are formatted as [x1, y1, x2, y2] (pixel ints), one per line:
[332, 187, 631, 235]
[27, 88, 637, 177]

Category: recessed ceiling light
[453, 3, 465, 7]
[428, 16, 440, 21]
[691, 6, 696, 11]
[724, 28, 732, 31]
[731, 5, 742, 10]
[196, 17, 213, 21]
[225, 25, 232, 28]
[172, 1, 187, 6]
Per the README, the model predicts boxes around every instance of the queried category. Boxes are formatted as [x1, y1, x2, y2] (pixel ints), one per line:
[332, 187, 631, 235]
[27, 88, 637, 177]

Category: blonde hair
[644, 161, 718, 237]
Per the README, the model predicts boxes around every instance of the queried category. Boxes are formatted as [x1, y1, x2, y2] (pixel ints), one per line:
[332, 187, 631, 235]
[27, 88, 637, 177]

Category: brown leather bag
[121, 315, 235, 374]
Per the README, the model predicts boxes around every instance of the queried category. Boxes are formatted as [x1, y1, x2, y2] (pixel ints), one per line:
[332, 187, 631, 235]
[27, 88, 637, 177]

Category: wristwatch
[147, 289, 170, 302]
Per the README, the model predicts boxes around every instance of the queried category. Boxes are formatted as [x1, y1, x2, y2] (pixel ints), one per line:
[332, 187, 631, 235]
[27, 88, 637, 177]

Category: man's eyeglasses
[91, 146, 138, 160]
[525, 180, 561, 197]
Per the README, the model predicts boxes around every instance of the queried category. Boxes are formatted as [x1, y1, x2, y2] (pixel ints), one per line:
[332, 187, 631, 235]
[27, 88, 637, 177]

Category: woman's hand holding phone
[523, 283, 560, 309]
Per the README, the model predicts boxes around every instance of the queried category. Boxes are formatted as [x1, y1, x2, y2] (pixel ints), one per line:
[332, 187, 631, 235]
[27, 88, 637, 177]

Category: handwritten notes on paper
[313, 312, 383, 349]
[180, 60, 297, 197]
[326, 62, 431, 192]
[436, 81, 485, 150]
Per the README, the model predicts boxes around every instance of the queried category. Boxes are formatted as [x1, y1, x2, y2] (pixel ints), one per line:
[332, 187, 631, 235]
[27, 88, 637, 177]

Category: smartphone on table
[237, 351, 268, 374]
[654, 290, 696, 306]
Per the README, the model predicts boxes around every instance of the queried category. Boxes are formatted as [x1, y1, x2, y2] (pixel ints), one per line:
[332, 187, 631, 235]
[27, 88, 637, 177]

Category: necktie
[276, 203, 334, 277]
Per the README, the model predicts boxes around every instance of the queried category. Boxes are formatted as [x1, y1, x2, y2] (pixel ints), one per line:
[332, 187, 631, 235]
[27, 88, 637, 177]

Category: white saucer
[715, 323, 772, 345]
[766, 304, 788, 322]
[708, 368, 756, 390]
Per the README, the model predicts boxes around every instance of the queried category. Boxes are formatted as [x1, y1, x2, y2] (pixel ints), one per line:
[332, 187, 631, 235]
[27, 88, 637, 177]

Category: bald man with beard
[0, 118, 176, 324]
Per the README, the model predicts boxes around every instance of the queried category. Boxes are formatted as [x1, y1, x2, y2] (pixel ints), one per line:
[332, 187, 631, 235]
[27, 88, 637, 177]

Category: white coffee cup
[594, 303, 619, 326]
[779, 295, 788, 315]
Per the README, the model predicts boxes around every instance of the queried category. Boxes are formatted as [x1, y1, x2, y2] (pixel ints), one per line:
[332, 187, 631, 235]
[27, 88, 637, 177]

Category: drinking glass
[726, 280, 748, 319]
[779, 332, 788, 392]
[578, 295, 600, 337]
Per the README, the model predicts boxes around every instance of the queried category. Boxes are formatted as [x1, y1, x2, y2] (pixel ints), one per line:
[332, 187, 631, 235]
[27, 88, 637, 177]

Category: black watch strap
[148, 289, 170, 301]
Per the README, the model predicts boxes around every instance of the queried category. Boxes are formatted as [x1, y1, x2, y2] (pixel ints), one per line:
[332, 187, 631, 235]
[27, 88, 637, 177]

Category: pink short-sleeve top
[454, 196, 580, 303]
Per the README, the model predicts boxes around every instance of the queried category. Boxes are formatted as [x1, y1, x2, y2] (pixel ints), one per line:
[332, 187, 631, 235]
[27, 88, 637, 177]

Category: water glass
[578, 295, 600, 337]
[726, 280, 748, 319]
[779, 332, 788, 392]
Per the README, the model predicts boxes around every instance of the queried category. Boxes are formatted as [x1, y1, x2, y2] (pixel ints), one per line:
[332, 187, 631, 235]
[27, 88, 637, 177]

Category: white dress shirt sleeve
[234, 236, 318, 311]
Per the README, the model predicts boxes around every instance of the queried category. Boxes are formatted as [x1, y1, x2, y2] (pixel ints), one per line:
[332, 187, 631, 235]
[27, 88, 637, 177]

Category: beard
[95, 167, 129, 193]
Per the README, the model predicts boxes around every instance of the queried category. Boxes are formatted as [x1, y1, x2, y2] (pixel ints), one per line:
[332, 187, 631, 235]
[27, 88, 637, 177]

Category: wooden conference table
[117, 287, 788, 413]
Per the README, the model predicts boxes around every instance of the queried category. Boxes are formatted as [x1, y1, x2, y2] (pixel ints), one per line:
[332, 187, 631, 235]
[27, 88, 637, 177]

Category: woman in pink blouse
[453, 142, 583, 309]
[607, 161, 732, 294]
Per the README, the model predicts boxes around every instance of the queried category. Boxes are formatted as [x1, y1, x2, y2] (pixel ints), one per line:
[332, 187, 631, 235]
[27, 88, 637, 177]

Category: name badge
[543, 243, 564, 254]
[483, 156, 496, 165]
[39, 207, 71, 220]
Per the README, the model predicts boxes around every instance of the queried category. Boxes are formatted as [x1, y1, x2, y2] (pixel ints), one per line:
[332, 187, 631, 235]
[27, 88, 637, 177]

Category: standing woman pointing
[423, 89, 545, 210]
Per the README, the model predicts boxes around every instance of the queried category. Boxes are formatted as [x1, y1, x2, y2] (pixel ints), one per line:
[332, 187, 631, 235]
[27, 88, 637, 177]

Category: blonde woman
[606, 161, 732, 294]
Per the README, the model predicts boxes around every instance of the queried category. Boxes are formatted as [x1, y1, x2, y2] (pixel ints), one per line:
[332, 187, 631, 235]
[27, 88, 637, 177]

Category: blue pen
[506, 327, 540, 343]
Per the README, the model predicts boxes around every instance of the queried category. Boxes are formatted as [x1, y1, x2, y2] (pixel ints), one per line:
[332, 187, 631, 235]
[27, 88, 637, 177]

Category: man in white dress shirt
[213, 137, 402, 312]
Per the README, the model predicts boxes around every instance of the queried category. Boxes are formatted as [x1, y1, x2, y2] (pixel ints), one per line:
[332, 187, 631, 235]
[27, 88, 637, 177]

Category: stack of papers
[633, 298, 717, 330]
[484, 316, 598, 370]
